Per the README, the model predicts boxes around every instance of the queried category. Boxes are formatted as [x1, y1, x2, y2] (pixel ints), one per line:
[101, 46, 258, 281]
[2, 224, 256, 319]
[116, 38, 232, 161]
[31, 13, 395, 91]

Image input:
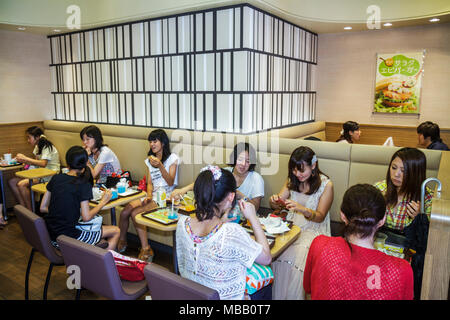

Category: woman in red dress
[303, 184, 413, 300]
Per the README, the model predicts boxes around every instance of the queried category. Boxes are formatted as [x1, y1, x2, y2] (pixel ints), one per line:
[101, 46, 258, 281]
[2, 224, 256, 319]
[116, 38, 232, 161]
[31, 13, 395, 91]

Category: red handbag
[109, 250, 148, 281]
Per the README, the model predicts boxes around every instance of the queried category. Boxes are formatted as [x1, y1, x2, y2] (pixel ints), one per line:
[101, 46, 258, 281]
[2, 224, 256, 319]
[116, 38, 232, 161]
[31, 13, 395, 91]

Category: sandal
[138, 247, 154, 263]
[0, 217, 7, 227]
[117, 240, 127, 253]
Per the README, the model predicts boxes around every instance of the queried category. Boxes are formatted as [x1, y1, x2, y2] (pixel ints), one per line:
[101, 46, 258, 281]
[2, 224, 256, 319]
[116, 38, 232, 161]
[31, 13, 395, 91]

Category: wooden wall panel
[0, 121, 44, 209]
[326, 122, 450, 148]
[0, 121, 44, 157]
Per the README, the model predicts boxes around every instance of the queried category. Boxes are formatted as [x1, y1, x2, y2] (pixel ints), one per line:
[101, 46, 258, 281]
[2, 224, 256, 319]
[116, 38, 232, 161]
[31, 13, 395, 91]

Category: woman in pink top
[304, 184, 413, 300]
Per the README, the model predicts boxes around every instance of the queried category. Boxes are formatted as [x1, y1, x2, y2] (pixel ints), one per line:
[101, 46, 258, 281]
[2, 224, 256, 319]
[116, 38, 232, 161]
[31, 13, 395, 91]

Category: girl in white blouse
[118, 129, 179, 262]
[176, 166, 272, 300]
[9, 126, 60, 211]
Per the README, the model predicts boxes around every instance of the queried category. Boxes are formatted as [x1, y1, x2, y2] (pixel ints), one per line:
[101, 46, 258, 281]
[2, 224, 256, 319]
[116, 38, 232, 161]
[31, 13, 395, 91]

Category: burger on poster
[374, 76, 418, 112]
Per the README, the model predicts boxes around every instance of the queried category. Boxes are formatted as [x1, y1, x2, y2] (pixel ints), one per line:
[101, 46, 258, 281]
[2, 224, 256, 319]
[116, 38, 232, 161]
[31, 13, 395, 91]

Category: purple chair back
[56, 235, 147, 300]
[14, 205, 63, 264]
[144, 264, 220, 300]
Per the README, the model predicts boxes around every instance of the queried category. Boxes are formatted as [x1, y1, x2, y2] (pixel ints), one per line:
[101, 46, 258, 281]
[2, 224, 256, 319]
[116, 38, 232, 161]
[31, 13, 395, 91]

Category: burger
[375, 78, 416, 110]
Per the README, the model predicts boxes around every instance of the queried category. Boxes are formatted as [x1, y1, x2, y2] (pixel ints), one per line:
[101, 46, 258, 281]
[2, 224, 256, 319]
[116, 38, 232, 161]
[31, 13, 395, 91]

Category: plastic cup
[168, 207, 179, 220]
[374, 232, 387, 250]
[118, 185, 126, 193]
[111, 190, 118, 200]
[4, 154, 12, 163]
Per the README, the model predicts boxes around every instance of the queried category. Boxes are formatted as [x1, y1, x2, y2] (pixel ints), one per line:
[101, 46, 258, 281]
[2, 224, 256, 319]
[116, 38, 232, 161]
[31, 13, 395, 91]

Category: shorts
[51, 229, 102, 249]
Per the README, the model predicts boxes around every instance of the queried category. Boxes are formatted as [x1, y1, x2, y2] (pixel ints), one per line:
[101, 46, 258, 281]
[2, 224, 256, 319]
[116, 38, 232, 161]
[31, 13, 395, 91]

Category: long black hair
[287, 146, 327, 195]
[80, 125, 106, 152]
[336, 121, 359, 143]
[147, 129, 171, 163]
[26, 126, 54, 155]
[65, 146, 93, 185]
[385, 147, 426, 207]
[194, 168, 237, 222]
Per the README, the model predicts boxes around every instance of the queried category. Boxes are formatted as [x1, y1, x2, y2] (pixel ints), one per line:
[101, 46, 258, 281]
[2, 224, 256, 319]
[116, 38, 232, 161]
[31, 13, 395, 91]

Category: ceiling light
[344, 26, 352, 30]
[383, 23, 392, 27]
[17, 27, 26, 30]
[53, 29, 61, 32]
[429, 18, 440, 22]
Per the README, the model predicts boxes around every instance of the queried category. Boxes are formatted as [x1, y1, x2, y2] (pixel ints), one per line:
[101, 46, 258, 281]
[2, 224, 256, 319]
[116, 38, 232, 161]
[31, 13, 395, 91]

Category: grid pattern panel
[49, 4, 318, 134]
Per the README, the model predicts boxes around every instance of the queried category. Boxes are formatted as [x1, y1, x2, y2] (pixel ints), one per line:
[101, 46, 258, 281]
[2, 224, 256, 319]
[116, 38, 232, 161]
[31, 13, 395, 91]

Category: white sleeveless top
[288, 174, 331, 237]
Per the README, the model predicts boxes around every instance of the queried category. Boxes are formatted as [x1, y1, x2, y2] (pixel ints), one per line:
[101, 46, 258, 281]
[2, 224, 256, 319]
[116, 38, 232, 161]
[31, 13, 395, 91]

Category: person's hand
[239, 200, 257, 222]
[149, 155, 162, 168]
[100, 190, 113, 203]
[83, 146, 92, 156]
[269, 194, 285, 210]
[142, 196, 153, 205]
[285, 199, 306, 214]
[170, 189, 185, 201]
[15, 153, 27, 163]
[406, 201, 420, 219]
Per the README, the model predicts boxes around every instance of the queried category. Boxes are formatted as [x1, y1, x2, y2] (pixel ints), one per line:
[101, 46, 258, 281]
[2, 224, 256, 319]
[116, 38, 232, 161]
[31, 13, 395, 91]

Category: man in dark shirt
[417, 121, 449, 151]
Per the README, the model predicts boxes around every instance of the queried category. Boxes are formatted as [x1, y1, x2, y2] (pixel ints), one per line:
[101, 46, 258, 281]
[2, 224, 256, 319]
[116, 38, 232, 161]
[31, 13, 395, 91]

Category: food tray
[118, 189, 141, 198]
[142, 207, 179, 225]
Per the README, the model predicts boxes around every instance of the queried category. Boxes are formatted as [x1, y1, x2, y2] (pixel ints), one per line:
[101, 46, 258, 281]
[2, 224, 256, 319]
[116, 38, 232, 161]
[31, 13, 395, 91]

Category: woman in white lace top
[269, 146, 334, 299]
[176, 165, 272, 300]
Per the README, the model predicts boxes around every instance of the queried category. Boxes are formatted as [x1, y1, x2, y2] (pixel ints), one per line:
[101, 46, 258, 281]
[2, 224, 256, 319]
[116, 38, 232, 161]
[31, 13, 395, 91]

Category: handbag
[75, 214, 103, 232]
[245, 263, 274, 295]
[109, 250, 148, 281]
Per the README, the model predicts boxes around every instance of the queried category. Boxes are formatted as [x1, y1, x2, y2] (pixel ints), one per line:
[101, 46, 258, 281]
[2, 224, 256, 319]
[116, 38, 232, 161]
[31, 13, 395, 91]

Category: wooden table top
[135, 211, 301, 258]
[0, 164, 23, 171]
[89, 191, 147, 210]
[15, 167, 57, 179]
[32, 183, 147, 211]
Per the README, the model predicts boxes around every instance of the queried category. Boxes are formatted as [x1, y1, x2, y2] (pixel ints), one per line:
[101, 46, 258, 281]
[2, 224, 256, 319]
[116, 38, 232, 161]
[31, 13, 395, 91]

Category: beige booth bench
[43, 120, 444, 246]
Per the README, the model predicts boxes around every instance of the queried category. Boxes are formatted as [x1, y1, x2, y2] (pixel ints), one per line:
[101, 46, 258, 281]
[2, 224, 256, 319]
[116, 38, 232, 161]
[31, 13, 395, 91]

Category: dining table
[134, 206, 301, 274]
[0, 163, 24, 220]
[89, 189, 147, 226]
[15, 167, 57, 213]
[31, 182, 146, 226]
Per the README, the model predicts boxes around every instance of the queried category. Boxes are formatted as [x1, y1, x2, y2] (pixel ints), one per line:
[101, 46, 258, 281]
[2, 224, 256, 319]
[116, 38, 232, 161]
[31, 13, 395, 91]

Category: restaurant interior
[0, 0, 449, 302]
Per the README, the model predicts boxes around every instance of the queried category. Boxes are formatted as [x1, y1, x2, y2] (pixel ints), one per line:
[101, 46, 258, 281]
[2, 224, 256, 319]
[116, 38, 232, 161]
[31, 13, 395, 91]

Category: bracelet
[306, 210, 316, 221]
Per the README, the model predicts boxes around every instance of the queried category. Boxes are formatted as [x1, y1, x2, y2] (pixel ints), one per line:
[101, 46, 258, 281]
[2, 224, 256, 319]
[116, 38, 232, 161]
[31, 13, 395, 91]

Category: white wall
[0, 29, 52, 123]
[315, 22, 450, 127]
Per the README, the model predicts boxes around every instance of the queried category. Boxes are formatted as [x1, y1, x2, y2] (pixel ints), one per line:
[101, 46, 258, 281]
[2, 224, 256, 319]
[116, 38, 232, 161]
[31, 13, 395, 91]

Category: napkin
[259, 217, 291, 234]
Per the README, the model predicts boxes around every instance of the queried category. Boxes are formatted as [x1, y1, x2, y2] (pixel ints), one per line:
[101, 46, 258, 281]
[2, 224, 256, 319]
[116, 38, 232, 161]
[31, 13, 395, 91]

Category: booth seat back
[258, 138, 352, 222]
[265, 121, 326, 140]
[348, 144, 442, 189]
[43, 120, 443, 225]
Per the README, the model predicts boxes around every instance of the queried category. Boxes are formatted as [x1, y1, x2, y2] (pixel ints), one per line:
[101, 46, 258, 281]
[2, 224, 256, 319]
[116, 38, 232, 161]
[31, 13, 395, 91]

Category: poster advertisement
[374, 51, 425, 114]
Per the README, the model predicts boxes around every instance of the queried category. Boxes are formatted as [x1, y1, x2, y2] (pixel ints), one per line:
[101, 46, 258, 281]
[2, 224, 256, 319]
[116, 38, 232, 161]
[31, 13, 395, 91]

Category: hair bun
[349, 208, 376, 227]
